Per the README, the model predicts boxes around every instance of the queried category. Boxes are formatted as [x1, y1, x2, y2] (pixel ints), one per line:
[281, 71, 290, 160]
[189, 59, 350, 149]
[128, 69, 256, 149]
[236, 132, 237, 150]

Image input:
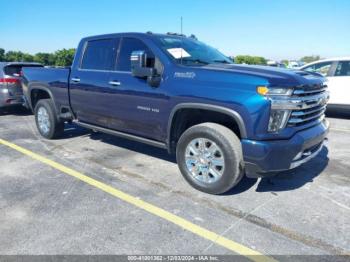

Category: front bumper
[242, 119, 329, 177]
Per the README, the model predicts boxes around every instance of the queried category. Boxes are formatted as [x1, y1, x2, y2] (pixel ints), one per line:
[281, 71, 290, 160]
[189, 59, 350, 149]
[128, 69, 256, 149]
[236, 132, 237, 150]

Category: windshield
[156, 36, 233, 66]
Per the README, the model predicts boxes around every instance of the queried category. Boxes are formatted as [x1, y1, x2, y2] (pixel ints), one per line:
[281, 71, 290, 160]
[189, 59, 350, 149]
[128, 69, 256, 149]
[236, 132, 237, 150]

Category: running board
[75, 121, 167, 149]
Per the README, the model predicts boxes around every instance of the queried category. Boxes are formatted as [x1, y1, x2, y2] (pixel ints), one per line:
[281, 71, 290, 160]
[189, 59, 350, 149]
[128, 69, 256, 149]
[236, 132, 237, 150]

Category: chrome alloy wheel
[184, 138, 225, 184]
[37, 106, 51, 135]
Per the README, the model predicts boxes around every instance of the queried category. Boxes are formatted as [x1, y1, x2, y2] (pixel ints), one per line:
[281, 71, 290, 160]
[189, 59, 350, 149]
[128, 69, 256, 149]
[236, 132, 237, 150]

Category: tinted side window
[334, 61, 350, 76]
[81, 39, 115, 70]
[304, 62, 332, 77]
[117, 38, 153, 71]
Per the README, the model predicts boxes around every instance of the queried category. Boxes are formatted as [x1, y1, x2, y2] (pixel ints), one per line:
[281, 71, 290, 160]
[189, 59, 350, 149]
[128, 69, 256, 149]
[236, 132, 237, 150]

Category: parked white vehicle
[300, 57, 350, 109]
[288, 60, 304, 69]
[267, 60, 286, 68]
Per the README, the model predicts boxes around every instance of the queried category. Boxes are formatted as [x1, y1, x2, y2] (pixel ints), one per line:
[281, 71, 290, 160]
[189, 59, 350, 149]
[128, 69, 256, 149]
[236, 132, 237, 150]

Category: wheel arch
[29, 85, 56, 112]
[167, 103, 247, 153]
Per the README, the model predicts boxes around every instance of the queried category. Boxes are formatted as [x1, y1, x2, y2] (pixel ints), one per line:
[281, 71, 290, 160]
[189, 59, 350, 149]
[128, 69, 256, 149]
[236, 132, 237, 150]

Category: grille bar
[289, 109, 326, 124]
[287, 84, 328, 126]
[291, 104, 327, 117]
[293, 87, 327, 96]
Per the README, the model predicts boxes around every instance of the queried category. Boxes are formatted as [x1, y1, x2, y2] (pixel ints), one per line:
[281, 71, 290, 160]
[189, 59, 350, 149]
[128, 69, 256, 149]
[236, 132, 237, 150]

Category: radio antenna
[180, 16, 183, 65]
[181, 16, 183, 35]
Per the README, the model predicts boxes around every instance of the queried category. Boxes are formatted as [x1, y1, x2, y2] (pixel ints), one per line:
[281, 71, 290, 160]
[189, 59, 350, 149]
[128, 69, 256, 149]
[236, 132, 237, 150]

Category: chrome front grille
[288, 105, 326, 125]
[292, 88, 326, 96]
[287, 84, 329, 127]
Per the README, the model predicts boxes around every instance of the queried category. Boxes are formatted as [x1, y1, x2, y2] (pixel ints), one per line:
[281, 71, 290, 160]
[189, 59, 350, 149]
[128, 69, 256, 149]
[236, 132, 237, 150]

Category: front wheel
[176, 123, 244, 194]
[34, 99, 64, 139]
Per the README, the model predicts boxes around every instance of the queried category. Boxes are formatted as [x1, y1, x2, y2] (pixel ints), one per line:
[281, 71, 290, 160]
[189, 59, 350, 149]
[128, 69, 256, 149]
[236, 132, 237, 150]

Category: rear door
[327, 61, 350, 105]
[69, 38, 119, 126]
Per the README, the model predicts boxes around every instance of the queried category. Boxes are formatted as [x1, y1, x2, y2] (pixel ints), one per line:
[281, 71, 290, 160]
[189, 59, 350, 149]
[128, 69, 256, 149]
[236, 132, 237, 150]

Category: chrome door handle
[109, 81, 121, 86]
[71, 77, 80, 83]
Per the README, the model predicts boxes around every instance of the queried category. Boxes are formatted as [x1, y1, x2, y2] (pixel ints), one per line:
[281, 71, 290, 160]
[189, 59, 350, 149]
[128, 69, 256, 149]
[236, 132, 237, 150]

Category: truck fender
[166, 103, 248, 145]
[28, 84, 57, 112]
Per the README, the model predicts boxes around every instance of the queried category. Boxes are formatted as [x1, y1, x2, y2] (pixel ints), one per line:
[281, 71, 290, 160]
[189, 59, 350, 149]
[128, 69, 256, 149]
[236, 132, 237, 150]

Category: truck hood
[200, 63, 324, 86]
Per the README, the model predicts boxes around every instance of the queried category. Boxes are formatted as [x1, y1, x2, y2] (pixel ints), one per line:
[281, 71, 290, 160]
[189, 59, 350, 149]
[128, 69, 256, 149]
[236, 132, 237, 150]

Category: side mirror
[131, 50, 153, 78]
[130, 50, 161, 88]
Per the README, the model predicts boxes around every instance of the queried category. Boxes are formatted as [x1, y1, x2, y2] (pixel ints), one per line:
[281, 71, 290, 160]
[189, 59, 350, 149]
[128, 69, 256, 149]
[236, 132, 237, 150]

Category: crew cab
[22, 32, 330, 194]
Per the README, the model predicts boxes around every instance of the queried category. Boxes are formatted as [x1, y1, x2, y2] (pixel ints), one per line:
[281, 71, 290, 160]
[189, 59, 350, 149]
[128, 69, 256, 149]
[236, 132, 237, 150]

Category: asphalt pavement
[0, 107, 349, 261]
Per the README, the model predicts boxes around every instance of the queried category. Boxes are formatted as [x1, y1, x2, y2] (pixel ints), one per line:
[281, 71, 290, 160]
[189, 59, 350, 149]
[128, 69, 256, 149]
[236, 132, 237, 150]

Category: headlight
[256, 86, 294, 132]
[257, 86, 293, 96]
[268, 109, 290, 132]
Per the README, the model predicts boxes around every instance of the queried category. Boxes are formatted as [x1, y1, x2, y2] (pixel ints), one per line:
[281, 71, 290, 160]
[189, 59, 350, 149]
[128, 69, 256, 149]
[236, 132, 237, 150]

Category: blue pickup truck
[22, 32, 329, 194]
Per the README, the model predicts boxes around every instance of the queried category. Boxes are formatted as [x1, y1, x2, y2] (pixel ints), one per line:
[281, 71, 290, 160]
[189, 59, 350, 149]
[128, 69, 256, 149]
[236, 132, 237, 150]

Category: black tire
[176, 123, 244, 194]
[34, 99, 64, 139]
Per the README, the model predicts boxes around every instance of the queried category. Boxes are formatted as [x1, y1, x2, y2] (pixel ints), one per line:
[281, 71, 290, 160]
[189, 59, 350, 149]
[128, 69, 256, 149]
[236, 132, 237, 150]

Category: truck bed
[22, 67, 71, 113]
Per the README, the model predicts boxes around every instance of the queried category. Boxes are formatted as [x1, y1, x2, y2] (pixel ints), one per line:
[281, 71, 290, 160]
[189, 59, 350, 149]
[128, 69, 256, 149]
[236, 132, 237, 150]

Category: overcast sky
[1, 0, 349, 60]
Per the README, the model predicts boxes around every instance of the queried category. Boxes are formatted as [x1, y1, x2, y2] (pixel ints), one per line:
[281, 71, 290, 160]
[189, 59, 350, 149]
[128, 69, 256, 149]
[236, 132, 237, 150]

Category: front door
[107, 37, 168, 142]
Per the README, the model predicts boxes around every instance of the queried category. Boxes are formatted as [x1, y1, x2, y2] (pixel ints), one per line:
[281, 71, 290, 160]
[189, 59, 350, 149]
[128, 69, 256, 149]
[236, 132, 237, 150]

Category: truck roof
[81, 32, 191, 42]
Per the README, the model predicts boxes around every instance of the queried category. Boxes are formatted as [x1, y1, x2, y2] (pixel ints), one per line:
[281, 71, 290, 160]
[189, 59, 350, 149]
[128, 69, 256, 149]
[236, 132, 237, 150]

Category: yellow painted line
[330, 127, 350, 133]
[0, 138, 277, 262]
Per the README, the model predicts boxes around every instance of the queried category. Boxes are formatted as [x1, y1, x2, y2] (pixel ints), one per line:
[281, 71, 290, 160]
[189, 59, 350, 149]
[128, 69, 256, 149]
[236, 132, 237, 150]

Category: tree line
[233, 55, 321, 65]
[0, 48, 76, 67]
[0, 47, 321, 67]
[234, 55, 267, 65]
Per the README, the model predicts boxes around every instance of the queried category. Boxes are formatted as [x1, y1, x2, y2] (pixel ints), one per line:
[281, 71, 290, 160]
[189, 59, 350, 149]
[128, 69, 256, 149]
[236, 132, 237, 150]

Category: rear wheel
[34, 99, 64, 139]
[176, 123, 244, 194]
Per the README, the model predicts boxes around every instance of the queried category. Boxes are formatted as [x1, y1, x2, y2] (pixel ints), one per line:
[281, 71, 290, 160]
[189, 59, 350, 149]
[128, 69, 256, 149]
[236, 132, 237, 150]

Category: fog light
[268, 110, 290, 132]
[293, 151, 303, 161]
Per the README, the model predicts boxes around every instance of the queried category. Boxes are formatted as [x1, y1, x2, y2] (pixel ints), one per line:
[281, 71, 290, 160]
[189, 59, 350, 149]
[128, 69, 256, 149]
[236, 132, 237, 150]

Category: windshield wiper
[181, 58, 209, 65]
[212, 60, 233, 64]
